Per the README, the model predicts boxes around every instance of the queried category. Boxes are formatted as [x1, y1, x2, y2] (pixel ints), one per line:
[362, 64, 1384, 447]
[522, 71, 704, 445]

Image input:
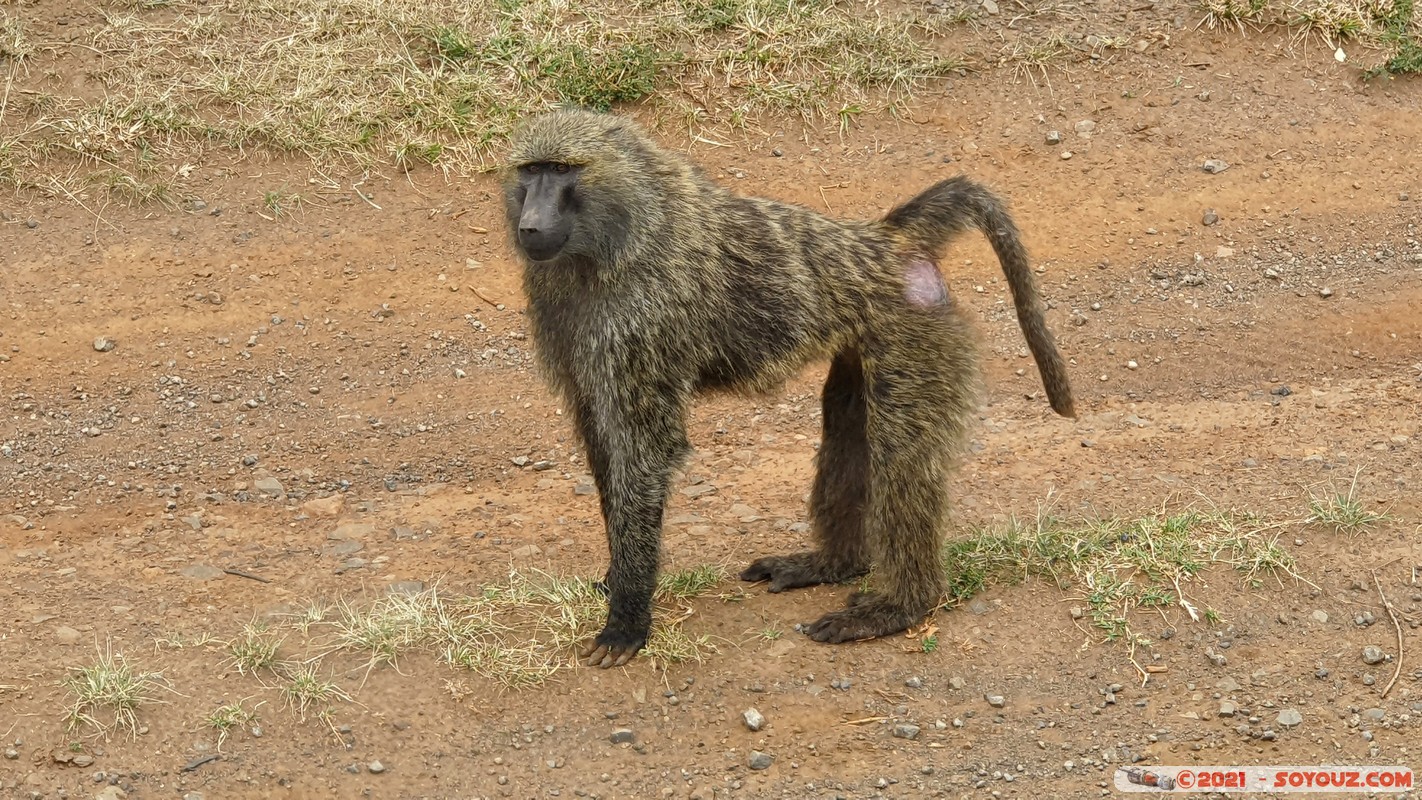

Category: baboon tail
[883, 176, 1076, 418]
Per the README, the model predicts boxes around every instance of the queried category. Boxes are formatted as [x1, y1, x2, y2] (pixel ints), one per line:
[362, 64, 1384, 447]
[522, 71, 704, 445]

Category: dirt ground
[3, 1, 1422, 798]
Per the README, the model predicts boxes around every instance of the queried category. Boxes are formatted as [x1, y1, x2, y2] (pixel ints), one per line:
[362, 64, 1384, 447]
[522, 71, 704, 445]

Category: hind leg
[741, 349, 871, 592]
[804, 313, 978, 642]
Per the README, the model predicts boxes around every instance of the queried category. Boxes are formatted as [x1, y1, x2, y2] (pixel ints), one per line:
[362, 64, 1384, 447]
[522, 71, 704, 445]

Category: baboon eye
[553, 162, 570, 174]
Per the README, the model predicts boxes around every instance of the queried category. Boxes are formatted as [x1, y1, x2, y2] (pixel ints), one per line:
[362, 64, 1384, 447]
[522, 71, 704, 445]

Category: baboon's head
[503, 110, 667, 266]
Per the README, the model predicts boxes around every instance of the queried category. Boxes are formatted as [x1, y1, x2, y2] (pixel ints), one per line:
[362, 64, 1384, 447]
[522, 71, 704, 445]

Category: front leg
[572, 395, 690, 668]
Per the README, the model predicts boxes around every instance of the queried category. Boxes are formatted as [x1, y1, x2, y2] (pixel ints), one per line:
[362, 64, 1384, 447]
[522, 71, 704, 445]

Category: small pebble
[748, 751, 773, 770]
[742, 708, 765, 732]
[1045, 130, 1063, 144]
[1362, 645, 1387, 665]
[1202, 209, 1219, 226]
[985, 695, 1006, 708]
[93, 337, 116, 352]
[368, 760, 385, 774]
[904, 676, 924, 689]
[1202, 158, 1230, 174]
[892, 723, 920, 740]
[610, 728, 635, 744]
[1277, 709, 1303, 728]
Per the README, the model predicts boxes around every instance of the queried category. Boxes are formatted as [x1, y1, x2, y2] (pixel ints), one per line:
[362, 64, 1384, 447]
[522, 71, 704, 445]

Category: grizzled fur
[502, 109, 1074, 667]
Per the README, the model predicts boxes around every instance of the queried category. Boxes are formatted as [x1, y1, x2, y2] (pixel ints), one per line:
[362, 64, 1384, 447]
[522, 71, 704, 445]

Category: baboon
[502, 109, 1074, 668]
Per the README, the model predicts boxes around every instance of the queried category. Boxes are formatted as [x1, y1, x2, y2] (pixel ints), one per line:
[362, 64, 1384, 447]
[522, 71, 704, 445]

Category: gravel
[1362, 645, 1387, 665]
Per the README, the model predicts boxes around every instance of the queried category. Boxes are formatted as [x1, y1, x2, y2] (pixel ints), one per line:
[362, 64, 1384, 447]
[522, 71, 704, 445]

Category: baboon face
[510, 162, 584, 262]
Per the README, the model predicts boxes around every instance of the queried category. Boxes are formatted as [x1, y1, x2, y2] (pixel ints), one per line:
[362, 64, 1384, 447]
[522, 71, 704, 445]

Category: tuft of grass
[1305, 475, 1387, 532]
[64, 644, 170, 739]
[227, 620, 283, 676]
[643, 624, 717, 666]
[1289, 0, 1373, 45]
[1198, 0, 1273, 32]
[657, 565, 727, 599]
[996, 32, 1076, 85]
[286, 599, 332, 635]
[941, 505, 1307, 646]
[205, 699, 261, 748]
[100, 171, 177, 207]
[392, 141, 444, 170]
[277, 661, 351, 722]
[262, 188, 303, 219]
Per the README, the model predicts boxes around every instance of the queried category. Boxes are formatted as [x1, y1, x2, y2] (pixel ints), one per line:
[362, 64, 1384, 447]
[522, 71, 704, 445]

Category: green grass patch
[1305, 474, 1388, 532]
[940, 506, 1305, 646]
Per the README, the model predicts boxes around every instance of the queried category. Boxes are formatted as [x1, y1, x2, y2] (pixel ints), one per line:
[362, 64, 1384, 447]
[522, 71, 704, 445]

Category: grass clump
[64, 643, 171, 738]
[205, 700, 261, 748]
[1198, 0, 1273, 32]
[227, 620, 283, 676]
[941, 505, 1305, 646]
[278, 661, 351, 724]
[1305, 474, 1387, 532]
[262, 188, 303, 219]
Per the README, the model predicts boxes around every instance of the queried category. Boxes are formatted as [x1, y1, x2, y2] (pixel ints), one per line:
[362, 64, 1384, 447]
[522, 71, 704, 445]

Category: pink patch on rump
[903, 258, 948, 308]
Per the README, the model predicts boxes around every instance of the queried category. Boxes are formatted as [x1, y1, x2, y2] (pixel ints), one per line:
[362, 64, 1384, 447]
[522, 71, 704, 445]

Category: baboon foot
[740, 551, 866, 593]
[580, 622, 648, 669]
[803, 593, 928, 644]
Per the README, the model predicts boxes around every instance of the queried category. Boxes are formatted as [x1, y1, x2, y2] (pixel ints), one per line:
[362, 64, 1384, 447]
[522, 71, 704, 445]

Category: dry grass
[1195, 0, 1420, 70]
[268, 567, 729, 694]
[64, 643, 172, 739]
[0, 0, 966, 196]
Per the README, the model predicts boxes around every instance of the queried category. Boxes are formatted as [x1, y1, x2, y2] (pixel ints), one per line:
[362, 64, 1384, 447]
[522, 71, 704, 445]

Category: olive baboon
[502, 109, 1074, 668]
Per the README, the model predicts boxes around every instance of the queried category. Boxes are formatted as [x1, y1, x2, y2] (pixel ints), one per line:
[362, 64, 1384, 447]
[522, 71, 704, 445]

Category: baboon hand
[803, 593, 925, 644]
[580, 625, 647, 669]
